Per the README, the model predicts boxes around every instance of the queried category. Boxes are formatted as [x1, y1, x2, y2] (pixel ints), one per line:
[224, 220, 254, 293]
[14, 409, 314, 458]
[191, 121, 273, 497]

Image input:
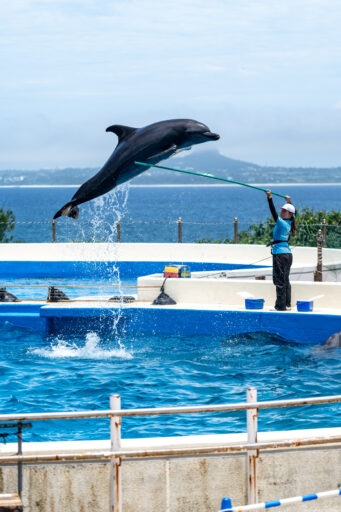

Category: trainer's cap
[281, 203, 296, 214]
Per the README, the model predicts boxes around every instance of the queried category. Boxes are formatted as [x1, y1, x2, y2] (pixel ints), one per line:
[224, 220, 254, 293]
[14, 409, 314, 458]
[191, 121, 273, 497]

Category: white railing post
[110, 394, 122, 512]
[247, 387, 258, 505]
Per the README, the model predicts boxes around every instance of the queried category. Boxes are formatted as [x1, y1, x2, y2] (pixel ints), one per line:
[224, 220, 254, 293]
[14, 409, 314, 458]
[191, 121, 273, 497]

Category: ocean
[0, 184, 340, 243]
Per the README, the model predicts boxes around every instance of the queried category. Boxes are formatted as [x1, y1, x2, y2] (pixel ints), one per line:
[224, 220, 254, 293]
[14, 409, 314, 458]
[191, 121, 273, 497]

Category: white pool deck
[39, 297, 341, 315]
[0, 241, 339, 267]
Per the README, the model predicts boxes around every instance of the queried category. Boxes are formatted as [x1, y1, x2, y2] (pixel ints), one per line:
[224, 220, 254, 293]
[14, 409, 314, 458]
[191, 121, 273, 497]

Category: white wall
[138, 275, 341, 310]
[0, 430, 340, 512]
[0, 242, 340, 267]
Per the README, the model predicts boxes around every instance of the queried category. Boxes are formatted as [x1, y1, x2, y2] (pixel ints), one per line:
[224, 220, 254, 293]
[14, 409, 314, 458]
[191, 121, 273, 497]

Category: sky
[1, 0, 341, 169]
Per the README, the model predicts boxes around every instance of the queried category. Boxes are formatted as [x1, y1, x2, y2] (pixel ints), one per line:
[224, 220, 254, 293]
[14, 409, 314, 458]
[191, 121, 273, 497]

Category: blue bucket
[245, 298, 265, 310]
[296, 300, 314, 312]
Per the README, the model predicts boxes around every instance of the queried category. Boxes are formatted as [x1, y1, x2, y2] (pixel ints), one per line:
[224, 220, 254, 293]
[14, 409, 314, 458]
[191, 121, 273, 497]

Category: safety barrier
[221, 488, 341, 511]
[0, 389, 340, 512]
[1, 219, 340, 247]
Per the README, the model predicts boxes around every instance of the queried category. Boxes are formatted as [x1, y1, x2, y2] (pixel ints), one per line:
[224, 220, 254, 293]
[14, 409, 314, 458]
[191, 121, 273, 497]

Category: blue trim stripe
[220, 488, 341, 511]
[302, 494, 318, 502]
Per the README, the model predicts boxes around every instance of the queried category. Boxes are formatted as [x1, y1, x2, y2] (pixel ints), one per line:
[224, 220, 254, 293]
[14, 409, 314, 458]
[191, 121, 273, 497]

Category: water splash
[29, 332, 133, 360]
[86, 183, 130, 288]
[75, 183, 131, 339]
[85, 183, 130, 245]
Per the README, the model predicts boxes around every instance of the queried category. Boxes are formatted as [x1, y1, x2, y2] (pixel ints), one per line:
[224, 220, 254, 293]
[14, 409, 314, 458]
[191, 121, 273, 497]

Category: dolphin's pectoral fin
[145, 145, 177, 162]
[105, 125, 137, 143]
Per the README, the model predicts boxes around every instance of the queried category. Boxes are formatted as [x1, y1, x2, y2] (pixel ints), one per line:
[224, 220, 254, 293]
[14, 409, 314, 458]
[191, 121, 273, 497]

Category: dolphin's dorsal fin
[105, 124, 137, 142]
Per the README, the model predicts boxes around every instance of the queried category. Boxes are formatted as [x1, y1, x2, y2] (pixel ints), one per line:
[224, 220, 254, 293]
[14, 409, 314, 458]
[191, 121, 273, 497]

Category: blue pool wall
[0, 303, 46, 331]
[42, 307, 341, 345]
[0, 302, 339, 345]
[0, 260, 267, 279]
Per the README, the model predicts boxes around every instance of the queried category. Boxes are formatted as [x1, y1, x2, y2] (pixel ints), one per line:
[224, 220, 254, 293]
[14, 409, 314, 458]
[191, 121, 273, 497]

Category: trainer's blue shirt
[272, 217, 292, 254]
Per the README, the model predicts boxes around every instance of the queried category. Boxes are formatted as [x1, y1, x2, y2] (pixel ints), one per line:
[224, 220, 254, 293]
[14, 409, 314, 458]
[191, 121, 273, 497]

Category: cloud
[0, 0, 341, 168]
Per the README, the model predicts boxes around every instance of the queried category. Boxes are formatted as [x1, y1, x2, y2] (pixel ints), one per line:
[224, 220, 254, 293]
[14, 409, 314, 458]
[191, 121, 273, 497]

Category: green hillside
[0, 150, 340, 185]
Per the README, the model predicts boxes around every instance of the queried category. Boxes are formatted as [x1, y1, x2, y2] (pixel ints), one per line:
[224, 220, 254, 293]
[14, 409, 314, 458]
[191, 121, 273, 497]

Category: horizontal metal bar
[0, 395, 340, 422]
[0, 435, 340, 465]
[0, 423, 31, 429]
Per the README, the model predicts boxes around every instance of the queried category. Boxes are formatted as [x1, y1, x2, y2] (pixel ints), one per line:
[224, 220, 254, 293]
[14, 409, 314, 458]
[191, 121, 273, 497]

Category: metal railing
[0, 389, 340, 512]
[0, 422, 31, 498]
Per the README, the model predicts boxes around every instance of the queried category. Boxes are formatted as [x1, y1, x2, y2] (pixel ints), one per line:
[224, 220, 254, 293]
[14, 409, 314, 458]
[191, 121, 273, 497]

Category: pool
[1, 323, 340, 442]
[1, 244, 341, 444]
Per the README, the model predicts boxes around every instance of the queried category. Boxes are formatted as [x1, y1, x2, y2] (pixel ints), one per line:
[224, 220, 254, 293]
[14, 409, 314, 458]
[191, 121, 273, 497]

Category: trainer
[266, 190, 296, 311]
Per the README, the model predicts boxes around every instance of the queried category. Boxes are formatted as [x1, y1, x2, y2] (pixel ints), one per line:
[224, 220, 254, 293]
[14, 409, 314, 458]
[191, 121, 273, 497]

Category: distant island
[0, 150, 340, 186]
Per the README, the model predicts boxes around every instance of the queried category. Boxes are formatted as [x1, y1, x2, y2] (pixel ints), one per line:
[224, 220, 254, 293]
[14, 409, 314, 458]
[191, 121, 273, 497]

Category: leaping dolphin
[53, 118, 220, 220]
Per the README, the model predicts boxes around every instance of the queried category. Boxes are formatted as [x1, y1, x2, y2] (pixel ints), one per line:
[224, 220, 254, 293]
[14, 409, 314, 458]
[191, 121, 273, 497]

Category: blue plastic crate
[296, 300, 314, 312]
[245, 298, 264, 310]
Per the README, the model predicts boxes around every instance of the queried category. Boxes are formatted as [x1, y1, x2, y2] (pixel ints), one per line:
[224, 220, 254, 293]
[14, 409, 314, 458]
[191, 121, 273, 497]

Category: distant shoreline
[0, 183, 341, 189]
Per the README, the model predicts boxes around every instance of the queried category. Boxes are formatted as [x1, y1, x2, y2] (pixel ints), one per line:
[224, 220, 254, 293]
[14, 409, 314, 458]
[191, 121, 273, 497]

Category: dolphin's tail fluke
[53, 201, 79, 220]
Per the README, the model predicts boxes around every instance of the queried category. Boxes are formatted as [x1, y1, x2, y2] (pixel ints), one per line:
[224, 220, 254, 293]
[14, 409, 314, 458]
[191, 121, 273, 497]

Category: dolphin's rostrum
[53, 119, 220, 220]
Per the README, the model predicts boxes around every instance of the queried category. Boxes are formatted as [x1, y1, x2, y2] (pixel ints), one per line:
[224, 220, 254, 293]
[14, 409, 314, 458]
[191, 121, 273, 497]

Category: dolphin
[322, 331, 341, 348]
[53, 118, 220, 220]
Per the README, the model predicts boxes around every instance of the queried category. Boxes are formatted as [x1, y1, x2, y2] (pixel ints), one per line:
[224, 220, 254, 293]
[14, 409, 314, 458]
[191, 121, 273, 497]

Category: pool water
[1, 322, 340, 442]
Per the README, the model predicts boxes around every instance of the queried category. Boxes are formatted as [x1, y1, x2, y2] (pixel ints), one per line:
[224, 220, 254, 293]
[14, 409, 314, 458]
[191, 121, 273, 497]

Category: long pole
[135, 162, 287, 199]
